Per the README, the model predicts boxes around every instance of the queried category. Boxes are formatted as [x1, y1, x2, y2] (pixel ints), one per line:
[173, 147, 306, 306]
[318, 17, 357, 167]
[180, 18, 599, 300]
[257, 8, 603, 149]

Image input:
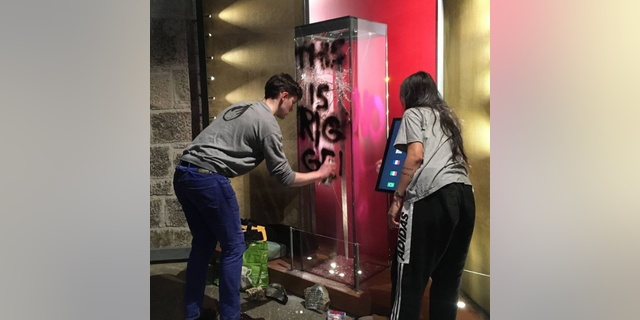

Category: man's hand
[290, 158, 336, 187]
[318, 157, 337, 180]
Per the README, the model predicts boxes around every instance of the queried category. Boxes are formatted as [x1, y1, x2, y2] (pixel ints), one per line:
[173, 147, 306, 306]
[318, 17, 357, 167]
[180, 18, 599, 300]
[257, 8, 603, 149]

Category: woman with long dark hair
[388, 71, 475, 320]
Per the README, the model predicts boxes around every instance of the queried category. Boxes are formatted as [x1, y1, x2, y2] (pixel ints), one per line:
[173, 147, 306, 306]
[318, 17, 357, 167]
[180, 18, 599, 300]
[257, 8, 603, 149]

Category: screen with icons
[375, 118, 407, 193]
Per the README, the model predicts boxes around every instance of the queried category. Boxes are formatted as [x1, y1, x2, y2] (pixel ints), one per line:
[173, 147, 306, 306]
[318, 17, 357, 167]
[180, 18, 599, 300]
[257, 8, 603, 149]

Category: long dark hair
[399, 71, 468, 164]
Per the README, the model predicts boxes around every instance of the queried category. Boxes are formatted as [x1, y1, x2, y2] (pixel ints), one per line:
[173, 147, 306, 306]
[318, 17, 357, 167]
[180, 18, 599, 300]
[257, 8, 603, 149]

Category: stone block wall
[150, 8, 194, 248]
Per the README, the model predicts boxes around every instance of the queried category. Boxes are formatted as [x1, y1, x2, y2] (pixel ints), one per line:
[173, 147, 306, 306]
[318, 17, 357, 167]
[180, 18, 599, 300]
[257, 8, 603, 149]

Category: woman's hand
[387, 200, 402, 229]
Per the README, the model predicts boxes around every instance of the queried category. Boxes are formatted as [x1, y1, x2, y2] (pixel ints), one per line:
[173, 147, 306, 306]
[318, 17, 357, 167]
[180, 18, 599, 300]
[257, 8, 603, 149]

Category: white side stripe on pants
[391, 263, 405, 320]
[391, 202, 413, 320]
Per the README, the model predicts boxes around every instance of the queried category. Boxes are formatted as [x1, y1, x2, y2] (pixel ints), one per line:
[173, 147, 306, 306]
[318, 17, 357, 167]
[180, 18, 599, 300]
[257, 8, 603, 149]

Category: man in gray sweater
[173, 73, 336, 320]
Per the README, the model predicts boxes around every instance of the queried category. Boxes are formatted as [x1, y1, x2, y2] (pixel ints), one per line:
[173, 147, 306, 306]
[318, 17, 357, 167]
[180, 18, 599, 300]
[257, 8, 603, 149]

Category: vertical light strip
[342, 143, 349, 257]
[437, 0, 445, 95]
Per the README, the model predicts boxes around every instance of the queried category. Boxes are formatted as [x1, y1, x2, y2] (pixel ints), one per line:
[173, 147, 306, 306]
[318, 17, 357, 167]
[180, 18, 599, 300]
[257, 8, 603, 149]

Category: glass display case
[294, 16, 389, 290]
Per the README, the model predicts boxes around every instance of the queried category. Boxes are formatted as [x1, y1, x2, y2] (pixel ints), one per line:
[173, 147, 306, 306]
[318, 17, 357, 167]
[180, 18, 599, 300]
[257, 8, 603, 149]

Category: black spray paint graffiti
[295, 38, 347, 70]
[296, 38, 349, 176]
[298, 103, 346, 175]
[298, 106, 345, 147]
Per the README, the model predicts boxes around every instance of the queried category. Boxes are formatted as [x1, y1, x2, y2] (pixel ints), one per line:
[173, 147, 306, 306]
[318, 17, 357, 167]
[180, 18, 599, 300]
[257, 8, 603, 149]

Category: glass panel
[288, 227, 387, 290]
[294, 17, 390, 270]
[294, 20, 353, 255]
[351, 18, 389, 266]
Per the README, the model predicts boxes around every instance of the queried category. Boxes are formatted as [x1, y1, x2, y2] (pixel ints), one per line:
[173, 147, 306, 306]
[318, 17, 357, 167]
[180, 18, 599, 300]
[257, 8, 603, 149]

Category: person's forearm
[393, 154, 423, 202]
[290, 171, 323, 187]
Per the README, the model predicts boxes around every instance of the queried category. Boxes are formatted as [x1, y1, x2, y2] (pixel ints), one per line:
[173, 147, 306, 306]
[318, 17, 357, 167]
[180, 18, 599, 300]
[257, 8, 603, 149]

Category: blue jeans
[173, 165, 245, 320]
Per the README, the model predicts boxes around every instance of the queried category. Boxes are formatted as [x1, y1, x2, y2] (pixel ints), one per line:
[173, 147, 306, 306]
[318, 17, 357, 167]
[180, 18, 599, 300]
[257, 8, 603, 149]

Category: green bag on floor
[242, 241, 269, 289]
[213, 241, 269, 291]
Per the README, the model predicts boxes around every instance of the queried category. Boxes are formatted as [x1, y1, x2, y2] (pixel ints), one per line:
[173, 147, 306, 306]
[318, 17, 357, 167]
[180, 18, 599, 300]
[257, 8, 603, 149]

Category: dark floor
[150, 262, 356, 320]
[150, 262, 487, 320]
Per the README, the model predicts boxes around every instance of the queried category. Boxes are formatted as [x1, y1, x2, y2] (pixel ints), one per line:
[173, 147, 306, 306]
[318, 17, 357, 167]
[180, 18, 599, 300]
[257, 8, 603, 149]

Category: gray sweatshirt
[180, 101, 296, 186]
[394, 107, 471, 204]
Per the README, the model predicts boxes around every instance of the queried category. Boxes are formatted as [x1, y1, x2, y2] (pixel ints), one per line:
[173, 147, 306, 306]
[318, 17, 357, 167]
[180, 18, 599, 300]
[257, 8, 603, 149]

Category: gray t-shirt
[181, 101, 296, 186]
[394, 107, 471, 204]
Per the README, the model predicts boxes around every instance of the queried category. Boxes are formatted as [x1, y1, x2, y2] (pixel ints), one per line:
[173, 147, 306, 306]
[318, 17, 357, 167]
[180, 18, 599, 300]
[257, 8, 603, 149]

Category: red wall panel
[310, 0, 438, 122]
